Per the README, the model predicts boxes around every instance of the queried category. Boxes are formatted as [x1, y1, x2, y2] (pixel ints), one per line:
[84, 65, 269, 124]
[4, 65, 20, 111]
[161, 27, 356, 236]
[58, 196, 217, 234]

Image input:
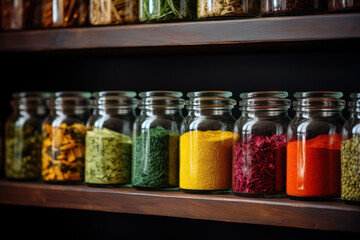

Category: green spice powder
[85, 128, 132, 185]
[133, 126, 179, 188]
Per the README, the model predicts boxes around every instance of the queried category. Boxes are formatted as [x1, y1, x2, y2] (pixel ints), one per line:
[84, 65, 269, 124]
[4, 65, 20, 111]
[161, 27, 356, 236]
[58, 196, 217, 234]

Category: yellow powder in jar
[180, 130, 233, 191]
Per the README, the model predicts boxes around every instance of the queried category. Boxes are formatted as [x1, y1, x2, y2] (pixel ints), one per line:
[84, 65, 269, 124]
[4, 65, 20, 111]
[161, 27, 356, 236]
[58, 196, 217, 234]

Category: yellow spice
[180, 130, 233, 191]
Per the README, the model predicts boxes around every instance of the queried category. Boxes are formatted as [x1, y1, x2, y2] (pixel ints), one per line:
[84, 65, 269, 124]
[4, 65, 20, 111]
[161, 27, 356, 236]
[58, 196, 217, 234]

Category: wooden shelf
[0, 179, 359, 232]
[0, 13, 359, 52]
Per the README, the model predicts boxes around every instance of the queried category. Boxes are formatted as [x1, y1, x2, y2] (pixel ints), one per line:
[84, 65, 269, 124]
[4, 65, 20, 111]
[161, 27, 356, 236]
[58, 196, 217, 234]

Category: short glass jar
[42, 91, 91, 184]
[341, 93, 360, 204]
[85, 91, 137, 187]
[89, 0, 138, 25]
[132, 91, 184, 190]
[42, 0, 89, 28]
[328, 0, 360, 12]
[180, 91, 236, 193]
[261, 0, 321, 16]
[1, 0, 42, 30]
[198, 0, 260, 19]
[139, 0, 196, 23]
[5, 92, 51, 180]
[232, 91, 291, 197]
[287, 91, 345, 200]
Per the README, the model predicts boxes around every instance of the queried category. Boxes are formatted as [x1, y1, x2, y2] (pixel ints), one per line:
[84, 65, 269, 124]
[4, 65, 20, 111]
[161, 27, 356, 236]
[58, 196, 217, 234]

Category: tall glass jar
[42, 0, 89, 28]
[180, 91, 236, 193]
[132, 91, 184, 190]
[89, 0, 138, 25]
[341, 93, 360, 204]
[287, 91, 345, 200]
[42, 91, 91, 184]
[1, 0, 42, 30]
[232, 91, 291, 197]
[198, 0, 260, 19]
[261, 0, 322, 16]
[139, 0, 196, 23]
[5, 92, 51, 180]
[328, 0, 360, 12]
[85, 91, 137, 187]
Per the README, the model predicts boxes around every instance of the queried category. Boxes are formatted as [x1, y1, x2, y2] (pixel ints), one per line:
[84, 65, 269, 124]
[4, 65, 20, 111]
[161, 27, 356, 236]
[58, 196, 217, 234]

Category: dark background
[0, 39, 359, 239]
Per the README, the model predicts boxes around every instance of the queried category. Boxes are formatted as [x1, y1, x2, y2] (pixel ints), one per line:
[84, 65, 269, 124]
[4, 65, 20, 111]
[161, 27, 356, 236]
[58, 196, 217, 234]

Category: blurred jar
[198, 0, 260, 19]
[1, 0, 42, 31]
[328, 0, 360, 12]
[261, 0, 322, 16]
[89, 0, 138, 25]
[42, 0, 89, 28]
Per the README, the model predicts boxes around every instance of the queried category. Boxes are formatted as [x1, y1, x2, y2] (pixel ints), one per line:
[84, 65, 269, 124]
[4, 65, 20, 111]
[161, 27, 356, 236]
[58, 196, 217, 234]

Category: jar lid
[239, 91, 291, 110]
[95, 91, 137, 108]
[348, 92, 360, 112]
[186, 91, 236, 109]
[54, 91, 91, 109]
[293, 91, 345, 111]
[139, 91, 184, 109]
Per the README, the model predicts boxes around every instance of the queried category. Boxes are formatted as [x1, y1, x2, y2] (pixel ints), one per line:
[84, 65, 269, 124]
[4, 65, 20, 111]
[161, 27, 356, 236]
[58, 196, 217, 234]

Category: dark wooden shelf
[0, 13, 359, 52]
[0, 179, 359, 232]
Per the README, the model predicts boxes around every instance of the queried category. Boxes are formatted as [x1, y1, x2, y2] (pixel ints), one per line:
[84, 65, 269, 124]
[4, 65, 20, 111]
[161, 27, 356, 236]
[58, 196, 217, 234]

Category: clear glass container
[132, 91, 184, 190]
[85, 91, 137, 187]
[41, 91, 91, 184]
[5, 92, 51, 180]
[198, 0, 260, 19]
[180, 91, 236, 193]
[261, 0, 322, 16]
[341, 93, 360, 204]
[328, 0, 360, 12]
[89, 0, 138, 25]
[287, 91, 345, 200]
[232, 91, 291, 197]
[1, 0, 42, 31]
[139, 0, 196, 23]
[42, 0, 89, 28]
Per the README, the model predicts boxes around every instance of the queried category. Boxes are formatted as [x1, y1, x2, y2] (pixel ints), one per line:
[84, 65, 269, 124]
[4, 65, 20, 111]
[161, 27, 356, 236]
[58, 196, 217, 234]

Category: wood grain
[0, 180, 359, 232]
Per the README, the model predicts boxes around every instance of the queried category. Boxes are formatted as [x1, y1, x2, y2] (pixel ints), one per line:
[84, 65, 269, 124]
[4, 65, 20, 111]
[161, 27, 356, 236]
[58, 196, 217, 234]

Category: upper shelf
[0, 13, 359, 52]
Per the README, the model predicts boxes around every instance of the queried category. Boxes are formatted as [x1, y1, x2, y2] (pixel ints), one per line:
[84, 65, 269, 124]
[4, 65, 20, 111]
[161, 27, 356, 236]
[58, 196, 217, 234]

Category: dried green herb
[132, 126, 179, 188]
[85, 128, 132, 185]
[5, 122, 42, 179]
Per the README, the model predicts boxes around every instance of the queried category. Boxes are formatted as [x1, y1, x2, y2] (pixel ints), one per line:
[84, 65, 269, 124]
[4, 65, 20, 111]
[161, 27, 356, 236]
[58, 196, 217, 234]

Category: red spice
[232, 134, 287, 195]
[286, 133, 341, 198]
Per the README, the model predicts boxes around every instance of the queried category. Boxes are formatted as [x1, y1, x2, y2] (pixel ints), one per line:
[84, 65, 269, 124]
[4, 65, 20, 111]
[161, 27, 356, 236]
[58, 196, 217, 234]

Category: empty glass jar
[232, 91, 291, 197]
[287, 91, 345, 200]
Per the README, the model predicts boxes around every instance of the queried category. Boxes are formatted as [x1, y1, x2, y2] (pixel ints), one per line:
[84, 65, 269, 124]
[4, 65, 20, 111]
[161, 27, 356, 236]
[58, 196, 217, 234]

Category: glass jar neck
[98, 107, 136, 115]
[188, 107, 233, 116]
[19, 106, 47, 116]
[241, 109, 289, 118]
[55, 107, 90, 116]
[295, 110, 344, 118]
[141, 107, 183, 116]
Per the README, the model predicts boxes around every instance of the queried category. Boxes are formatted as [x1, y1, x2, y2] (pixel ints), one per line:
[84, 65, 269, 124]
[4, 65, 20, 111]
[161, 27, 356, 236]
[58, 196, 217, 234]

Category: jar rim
[187, 91, 232, 98]
[139, 91, 183, 98]
[15, 91, 53, 99]
[138, 91, 184, 109]
[94, 91, 137, 98]
[294, 91, 343, 99]
[240, 91, 288, 99]
[55, 91, 92, 99]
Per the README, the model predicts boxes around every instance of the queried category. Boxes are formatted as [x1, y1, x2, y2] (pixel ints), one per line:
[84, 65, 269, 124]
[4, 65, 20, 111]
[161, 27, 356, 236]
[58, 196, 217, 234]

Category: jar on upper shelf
[286, 91, 345, 200]
[5, 92, 52, 180]
[85, 91, 137, 187]
[41, 91, 91, 183]
[341, 93, 360, 204]
[89, 0, 138, 25]
[232, 91, 291, 197]
[1, 0, 42, 31]
[132, 91, 184, 190]
[198, 0, 261, 19]
[180, 91, 236, 193]
[42, 0, 89, 28]
[260, 0, 322, 16]
[328, 0, 360, 12]
[139, 0, 196, 23]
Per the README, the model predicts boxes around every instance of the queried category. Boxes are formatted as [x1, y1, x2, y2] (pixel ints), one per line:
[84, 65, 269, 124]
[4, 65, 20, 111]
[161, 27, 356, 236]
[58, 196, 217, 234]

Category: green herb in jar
[341, 137, 360, 202]
[133, 126, 179, 188]
[5, 122, 43, 180]
[85, 128, 132, 185]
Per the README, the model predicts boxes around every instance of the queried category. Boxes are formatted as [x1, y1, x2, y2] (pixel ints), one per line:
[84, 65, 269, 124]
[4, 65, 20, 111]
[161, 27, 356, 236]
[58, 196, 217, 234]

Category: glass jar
[341, 93, 360, 204]
[5, 92, 51, 180]
[42, 91, 91, 184]
[1, 0, 42, 31]
[261, 0, 321, 16]
[139, 0, 196, 23]
[232, 91, 291, 197]
[198, 0, 260, 19]
[85, 91, 137, 187]
[287, 91, 345, 200]
[89, 0, 138, 25]
[132, 91, 184, 190]
[180, 91, 236, 193]
[328, 0, 360, 12]
[42, 0, 89, 28]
